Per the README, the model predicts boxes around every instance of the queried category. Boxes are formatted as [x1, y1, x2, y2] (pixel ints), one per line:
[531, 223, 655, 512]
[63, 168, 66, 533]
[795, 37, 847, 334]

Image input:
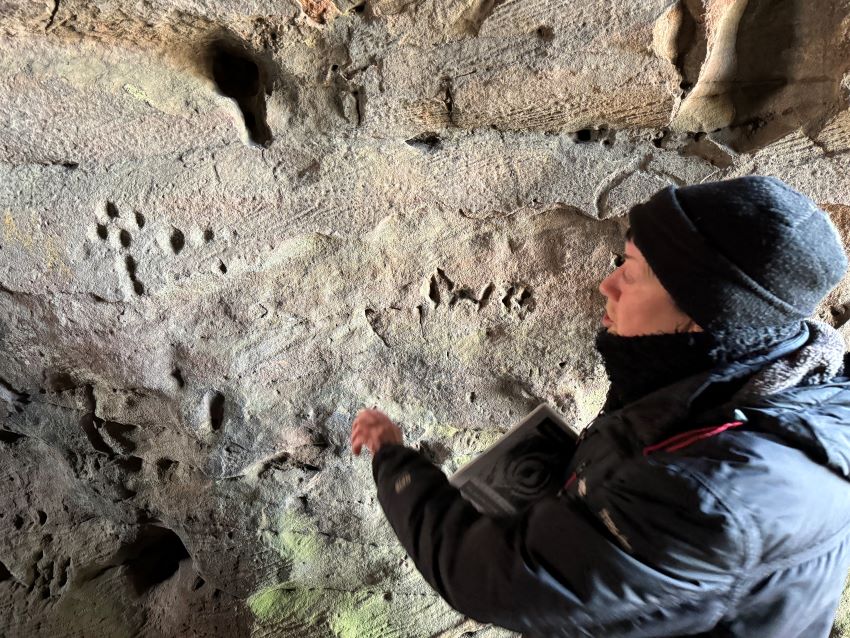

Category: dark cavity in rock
[209, 40, 273, 148]
[170, 227, 185, 254]
[208, 391, 225, 432]
[406, 132, 442, 152]
[125, 526, 191, 595]
[171, 368, 185, 388]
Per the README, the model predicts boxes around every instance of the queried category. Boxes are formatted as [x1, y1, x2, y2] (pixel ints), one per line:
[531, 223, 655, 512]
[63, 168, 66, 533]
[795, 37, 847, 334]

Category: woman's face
[599, 240, 701, 337]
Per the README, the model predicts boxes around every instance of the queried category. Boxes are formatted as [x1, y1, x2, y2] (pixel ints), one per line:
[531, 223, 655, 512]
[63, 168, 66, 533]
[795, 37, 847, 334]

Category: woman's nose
[599, 270, 619, 300]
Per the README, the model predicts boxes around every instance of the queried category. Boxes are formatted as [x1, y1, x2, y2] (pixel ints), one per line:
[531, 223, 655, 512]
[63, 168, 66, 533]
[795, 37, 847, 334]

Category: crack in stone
[45, 0, 60, 30]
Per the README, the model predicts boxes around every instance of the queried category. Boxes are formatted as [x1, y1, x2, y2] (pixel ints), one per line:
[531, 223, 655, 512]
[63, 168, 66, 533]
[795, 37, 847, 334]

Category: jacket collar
[596, 323, 818, 449]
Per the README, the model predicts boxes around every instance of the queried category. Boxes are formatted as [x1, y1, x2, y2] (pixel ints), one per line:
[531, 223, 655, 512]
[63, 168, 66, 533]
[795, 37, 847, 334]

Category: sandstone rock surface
[2, 1, 850, 636]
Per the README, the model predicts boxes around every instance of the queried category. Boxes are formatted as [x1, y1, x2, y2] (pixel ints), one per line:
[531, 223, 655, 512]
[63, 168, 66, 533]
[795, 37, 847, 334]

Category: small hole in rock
[171, 368, 185, 388]
[119, 229, 132, 248]
[219, 260, 228, 274]
[156, 458, 178, 477]
[203, 228, 215, 243]
[36, 510, 47, 525]
[405, 132, 441, 152]
[536, 25, 554, 40]
[208, 391, 225, 431]
[96, 224, 108, 240]
[170, 228, 185, 254]
[106, 202, 119, 219]
[573, 129, 593, 143]
[134, 211, 146, 229]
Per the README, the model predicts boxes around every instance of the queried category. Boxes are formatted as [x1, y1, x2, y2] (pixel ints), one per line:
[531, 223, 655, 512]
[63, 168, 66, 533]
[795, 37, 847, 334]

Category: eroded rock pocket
[124, 525, 191, 595]
[208, 39, 273, 148]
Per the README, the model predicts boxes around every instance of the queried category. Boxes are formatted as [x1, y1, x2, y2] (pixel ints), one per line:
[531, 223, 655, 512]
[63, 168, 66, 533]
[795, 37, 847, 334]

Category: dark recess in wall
[208, 39, 274, 148]
[125, 526, 191, 595]
[208, 391, 225, 431]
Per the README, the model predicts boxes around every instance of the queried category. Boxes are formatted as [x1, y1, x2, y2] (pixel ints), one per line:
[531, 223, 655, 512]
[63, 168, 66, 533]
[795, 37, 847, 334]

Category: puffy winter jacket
[372, 342, 850, 636]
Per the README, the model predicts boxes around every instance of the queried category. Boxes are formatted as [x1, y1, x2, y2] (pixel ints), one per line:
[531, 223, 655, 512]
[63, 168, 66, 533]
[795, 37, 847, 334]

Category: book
[448, 403, 579, 518]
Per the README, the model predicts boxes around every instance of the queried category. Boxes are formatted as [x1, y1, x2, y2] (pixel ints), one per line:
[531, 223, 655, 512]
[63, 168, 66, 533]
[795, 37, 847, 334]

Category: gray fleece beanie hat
[628, 176, 848, 332]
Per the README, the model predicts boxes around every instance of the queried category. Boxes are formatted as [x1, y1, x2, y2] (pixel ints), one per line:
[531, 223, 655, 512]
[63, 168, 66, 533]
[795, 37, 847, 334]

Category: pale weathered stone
[2, 1, 850, 636]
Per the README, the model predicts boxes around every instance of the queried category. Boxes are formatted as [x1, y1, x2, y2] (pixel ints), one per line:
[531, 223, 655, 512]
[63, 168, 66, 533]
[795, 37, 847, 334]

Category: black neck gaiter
[594, 322, 807, 412]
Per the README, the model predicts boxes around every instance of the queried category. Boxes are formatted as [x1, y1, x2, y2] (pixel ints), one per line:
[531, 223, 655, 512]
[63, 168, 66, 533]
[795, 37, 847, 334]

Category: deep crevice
[79, 413, 114, 456]
[0, 429, 25, 443]
[124, 526, 191, 595]
[673, 0, 703, 98]
[45, 0, 60, 30]
[0, 560, 12, 582]
[209, 40, 273, 148]
[102, 421, 138, 454]
[124, 255, 144, 295]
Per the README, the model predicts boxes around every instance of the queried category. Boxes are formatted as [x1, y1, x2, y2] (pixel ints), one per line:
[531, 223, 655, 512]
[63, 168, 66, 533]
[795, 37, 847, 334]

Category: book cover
[448, 404, 579, 518]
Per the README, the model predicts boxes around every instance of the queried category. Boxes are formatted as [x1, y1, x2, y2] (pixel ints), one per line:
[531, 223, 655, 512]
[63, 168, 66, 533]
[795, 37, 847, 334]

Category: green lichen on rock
[247, 586, 410, 637]
[329, 590, 406, 638]
[247, 585, 325, 624]
[277, 509, 321, 564]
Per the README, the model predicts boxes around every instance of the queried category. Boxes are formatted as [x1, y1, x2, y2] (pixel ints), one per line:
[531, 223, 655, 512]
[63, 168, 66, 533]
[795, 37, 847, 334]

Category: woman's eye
[612, 253, 625, 267]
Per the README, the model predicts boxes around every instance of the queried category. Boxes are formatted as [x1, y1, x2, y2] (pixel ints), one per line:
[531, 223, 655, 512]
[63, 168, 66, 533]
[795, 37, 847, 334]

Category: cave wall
[2, 1, 850, 636]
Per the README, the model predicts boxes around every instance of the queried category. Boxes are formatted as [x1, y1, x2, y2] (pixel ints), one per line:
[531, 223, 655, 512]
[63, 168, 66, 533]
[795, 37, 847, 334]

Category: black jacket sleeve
[372, 444, 747, 637]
